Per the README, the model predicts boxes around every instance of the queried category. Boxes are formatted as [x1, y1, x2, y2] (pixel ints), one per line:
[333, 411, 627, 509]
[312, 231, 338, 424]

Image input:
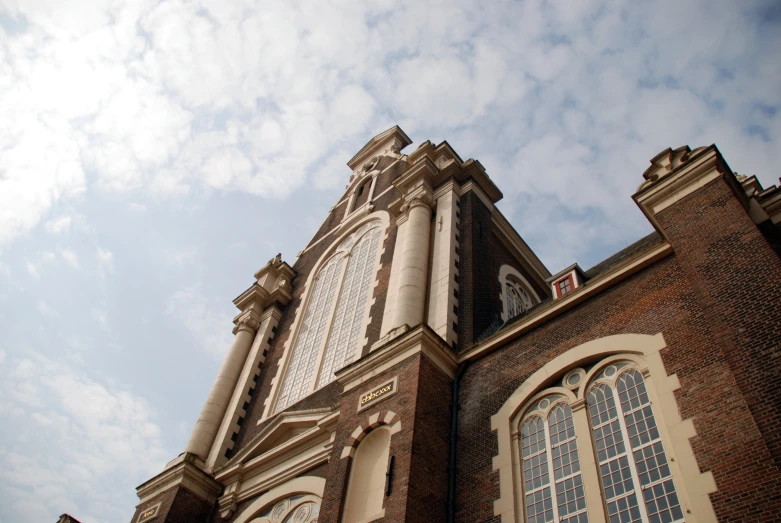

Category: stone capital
[233, 310, 262, 335]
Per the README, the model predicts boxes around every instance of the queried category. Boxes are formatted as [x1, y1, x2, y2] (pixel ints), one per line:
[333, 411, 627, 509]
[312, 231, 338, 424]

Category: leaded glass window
[587, 366, 685, 523]
[276, 221, 382, 412]
[521, 398, 589, 523]
[506, 279, 533, 319]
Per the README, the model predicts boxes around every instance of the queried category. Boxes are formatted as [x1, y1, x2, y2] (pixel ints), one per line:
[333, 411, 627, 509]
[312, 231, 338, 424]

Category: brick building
[130, 127, 781, 523]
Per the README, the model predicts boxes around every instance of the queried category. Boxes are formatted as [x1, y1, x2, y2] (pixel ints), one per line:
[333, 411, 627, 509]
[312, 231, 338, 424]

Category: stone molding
[490, 334, 718, 523]
[337, 324, 457, 392]
[207, 307, 283, 471]
[215, 409, 339, 516]
[340, 410, 402, 459]
[233, 310, 262, 335]
[135, 452, 222, 506]
[231, 477, 326, 523]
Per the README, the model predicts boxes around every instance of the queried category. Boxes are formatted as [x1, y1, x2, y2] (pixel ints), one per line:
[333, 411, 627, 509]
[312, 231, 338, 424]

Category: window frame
[493, 335, 717, 523]
[513, 358, 689, 523]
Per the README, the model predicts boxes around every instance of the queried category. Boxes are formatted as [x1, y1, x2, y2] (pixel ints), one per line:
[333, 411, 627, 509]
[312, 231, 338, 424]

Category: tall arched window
[520, 399, 589, 523]
[516, 361, 685, 523]
[276, 220, 383, 411]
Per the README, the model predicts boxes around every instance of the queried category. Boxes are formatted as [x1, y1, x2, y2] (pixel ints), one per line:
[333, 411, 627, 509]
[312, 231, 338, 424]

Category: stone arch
[340, 410, 401, 460]
[490, 333, 718, 523]
[233, 476, 326, 523]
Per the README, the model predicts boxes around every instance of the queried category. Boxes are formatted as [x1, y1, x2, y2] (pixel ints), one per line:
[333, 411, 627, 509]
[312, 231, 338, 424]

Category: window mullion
[542, 416, 561, 523]
[571, 401, 606, 523]
[611, 385, 651, 523]
[309, 253, 350, 392]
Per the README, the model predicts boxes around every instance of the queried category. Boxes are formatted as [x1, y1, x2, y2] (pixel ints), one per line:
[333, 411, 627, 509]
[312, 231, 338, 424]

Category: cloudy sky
[0, 0, 779, 521]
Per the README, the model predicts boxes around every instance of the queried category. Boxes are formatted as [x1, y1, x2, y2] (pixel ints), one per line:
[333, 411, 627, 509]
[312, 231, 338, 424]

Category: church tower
[130, 128, 781, 523]
[131, 126, 552, 522]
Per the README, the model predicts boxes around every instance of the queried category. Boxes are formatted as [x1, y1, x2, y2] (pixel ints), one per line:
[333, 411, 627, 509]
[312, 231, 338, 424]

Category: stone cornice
[213, 409, 338, 506]
[337, 324, 458, 392]
[135, 453, 222, 505]
[459, 241, 673, 363]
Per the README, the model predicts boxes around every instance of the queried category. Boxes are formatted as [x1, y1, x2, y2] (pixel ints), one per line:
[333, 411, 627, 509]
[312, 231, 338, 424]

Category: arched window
[249, 494, 321, 523]
[276, 220, 383, 412]
[516, 361, 685, 523]
[343, 426, 391, 523]
[499, 265, 539, 322]
[507, 281, 533, 319]
[587, 365, 684, 523]
[520, 400, 588, 523]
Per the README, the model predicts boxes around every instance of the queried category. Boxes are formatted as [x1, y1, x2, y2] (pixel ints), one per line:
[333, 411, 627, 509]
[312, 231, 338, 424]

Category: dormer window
[548, 264, 586, 299]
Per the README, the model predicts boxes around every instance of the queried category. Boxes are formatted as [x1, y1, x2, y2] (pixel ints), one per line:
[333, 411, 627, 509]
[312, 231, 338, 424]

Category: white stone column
[393, 195, 433, 329]
[185, 313, 260, 460]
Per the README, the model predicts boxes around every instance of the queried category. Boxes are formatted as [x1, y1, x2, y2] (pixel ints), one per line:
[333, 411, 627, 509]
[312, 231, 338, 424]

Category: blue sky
[0, 0, 779, 521]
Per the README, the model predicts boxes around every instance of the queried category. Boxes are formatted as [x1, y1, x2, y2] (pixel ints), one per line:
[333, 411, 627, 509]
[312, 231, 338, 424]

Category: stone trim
[207, 309, 282, 470]
[215, 409, 338, 515]
[460, 241, 673, 362]
[135, 453, 222, 505]
[490, 334, 718, 523]
[231, 477, 326, 523]
[339, 324, 457, 392]
[340, 411, 402, 459]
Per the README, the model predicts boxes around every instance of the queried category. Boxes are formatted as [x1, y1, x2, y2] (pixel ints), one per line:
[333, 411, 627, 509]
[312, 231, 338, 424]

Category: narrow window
[587, 367, 684, 523]
[343, 428, 391, 523]
[521, 400, 588, 523]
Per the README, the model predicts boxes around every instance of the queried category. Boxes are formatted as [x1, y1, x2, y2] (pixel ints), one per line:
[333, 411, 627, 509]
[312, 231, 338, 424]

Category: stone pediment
[214, 408, 339, 518]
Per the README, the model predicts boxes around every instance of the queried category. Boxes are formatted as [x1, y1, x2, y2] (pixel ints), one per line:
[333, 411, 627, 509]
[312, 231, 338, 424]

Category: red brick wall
[655, 176, 781, 471]
[319, 355, 422, 522]
[130, 486, 214, 523]
[453, 177, 781, 522]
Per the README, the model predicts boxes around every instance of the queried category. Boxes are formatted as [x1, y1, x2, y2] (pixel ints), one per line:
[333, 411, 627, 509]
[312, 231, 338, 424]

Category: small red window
[558, 277, 571, 296]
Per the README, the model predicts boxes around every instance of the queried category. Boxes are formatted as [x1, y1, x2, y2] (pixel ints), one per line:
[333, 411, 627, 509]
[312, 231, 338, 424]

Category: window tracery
[516, 361, 685, 523]
[276, 221, 382, 412]
[507, 282, 534, 319]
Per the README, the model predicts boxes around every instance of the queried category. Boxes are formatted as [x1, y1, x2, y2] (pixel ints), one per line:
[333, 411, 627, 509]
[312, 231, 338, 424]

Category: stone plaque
[357, 376, 398, 411]
[137, 503, 161, 523]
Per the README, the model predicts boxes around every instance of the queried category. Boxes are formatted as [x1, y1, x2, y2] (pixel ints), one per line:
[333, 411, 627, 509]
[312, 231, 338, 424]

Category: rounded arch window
[275, 220, 383, 412]
[506, 279, 533, 319]
[249, 494, 321, 523]
[516, 360, 686, 523]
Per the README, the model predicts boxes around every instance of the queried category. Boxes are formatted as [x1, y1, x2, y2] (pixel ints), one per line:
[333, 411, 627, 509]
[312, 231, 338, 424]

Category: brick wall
[453, 180, 781, 522]
[655, 176, 781, 471]
[130, 486, 214, 523]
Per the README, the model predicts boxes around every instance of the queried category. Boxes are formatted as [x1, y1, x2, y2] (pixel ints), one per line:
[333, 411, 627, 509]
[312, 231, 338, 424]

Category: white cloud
[25, 252, 56, 279]
[37, 301, 60, 318]
[44, 215, 72, 235]
[127, 202, 147, 212]
[60, 249, 80, 269]
[166, 284, 233, 358]
[0, 352, 168, 523]
[91, 308, 109, 331]
[96, 247, 114, 275]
